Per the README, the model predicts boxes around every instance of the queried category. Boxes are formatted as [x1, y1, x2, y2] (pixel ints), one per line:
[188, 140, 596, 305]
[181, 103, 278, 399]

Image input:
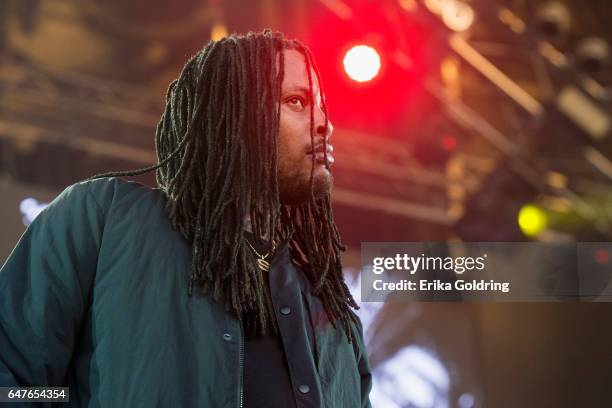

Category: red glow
[595, 249, 610, 265]
[307, 2, 441, 131]
[441, 134, 458, 152]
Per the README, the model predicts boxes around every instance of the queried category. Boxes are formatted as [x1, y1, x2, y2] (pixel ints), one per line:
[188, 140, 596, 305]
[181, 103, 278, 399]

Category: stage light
[534, 1, 572, 39]
[518, 204, 548, 237]
[575, 36, 610, 75]
[343, 45, 381, 83]
[441, 1, 475, 32]
[398, 0, 418, 13]
[458, 392, 476, 408]
[424, 0, 452, 15]
[19, 198, 48, 227]
[210, 23, 228, 41]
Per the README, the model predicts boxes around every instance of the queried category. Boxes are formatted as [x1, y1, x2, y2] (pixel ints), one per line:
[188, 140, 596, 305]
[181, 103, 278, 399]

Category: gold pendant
[257, 257, 270, 272]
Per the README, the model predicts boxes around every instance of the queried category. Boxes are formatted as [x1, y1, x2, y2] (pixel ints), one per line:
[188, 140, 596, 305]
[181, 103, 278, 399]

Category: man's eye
[287, 96, 306, 108]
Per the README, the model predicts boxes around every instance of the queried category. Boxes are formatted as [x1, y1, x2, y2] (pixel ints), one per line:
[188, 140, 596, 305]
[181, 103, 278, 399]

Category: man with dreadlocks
[0, 30, 372, 407]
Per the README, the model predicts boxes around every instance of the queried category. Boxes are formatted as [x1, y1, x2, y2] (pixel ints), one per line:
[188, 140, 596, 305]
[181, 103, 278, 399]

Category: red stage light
[308, 1, 440, 129]
[343, 45, 381, 82]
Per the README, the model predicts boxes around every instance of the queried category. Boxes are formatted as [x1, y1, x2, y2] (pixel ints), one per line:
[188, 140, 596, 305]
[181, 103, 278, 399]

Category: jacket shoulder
[71, 176, 161, 216]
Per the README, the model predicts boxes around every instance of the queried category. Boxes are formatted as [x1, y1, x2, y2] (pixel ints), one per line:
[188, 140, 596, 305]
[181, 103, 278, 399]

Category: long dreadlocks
[84, 29, 361, 344]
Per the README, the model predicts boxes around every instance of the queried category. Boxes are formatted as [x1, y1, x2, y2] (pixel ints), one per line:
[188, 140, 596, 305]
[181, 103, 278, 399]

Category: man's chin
[279, 170, 333, 205]
[313, 170, 333, 198]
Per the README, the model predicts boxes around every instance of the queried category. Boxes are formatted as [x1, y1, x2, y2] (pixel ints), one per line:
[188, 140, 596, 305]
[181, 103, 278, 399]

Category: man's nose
[315, 108, 334, 140]
[315, 118, 333, 142]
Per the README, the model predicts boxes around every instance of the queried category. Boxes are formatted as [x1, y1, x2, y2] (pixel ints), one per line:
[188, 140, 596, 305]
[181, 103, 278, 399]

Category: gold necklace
[245, 237, 277, 272]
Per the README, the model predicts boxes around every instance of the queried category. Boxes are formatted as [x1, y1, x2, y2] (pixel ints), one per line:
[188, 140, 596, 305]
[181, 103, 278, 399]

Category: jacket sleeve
[0, 181, 105, 388]
[352, 313, 373, 408]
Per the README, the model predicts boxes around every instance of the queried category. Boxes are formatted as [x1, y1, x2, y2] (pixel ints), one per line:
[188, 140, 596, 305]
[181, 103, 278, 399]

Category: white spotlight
[575, 37, 611, 75]
[442, 1, 475, 32]
[534, 1, 572, 38]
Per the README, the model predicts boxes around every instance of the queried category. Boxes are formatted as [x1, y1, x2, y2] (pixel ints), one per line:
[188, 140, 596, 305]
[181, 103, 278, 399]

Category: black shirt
[243, 275, 298, 408]
[243, 232, 322, 408]
[242, 231, 298, 408]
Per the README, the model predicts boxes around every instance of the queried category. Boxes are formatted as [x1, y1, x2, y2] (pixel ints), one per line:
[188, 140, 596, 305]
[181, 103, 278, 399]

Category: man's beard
[278, 167, 332, 205]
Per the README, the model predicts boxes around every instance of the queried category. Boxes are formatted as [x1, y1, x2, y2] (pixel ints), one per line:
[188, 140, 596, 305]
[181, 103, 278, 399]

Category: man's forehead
[277, 49, 321, 94]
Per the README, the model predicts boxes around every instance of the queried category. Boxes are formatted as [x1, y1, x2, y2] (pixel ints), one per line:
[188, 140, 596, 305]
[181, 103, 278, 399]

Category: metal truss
[411, 0, 612, 237]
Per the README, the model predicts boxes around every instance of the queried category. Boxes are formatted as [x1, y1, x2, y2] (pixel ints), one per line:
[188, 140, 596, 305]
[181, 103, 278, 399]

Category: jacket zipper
[239, 320, 244, 408]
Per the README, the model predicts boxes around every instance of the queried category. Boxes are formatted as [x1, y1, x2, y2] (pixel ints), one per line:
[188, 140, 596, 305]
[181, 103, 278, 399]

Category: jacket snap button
[222, 333, 232, 341]
[298, 384, 310, 394]
[280, 306, 291, 315]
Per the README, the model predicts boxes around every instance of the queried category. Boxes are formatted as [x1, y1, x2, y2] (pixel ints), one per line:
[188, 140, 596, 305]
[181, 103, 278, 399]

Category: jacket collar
[268, 239, 314, 297]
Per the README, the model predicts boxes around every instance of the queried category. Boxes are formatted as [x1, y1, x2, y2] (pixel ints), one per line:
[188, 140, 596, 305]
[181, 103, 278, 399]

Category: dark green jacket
[0, 177, 372, 407]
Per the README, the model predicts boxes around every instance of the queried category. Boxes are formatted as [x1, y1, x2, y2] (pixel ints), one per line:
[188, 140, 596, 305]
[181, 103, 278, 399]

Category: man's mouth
[311, 151, 335, 164]
[307, 144, 335, 165]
